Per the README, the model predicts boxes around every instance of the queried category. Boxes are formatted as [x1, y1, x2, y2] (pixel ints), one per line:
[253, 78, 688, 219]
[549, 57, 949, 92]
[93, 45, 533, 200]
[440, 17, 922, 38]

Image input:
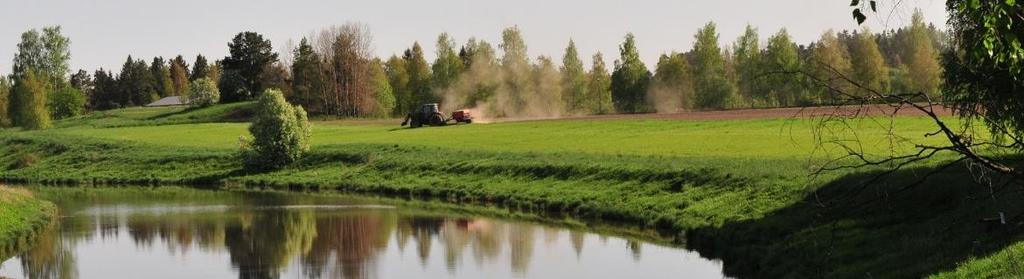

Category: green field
[0, 186, 55, 260]
[0, 104, 1020, 278]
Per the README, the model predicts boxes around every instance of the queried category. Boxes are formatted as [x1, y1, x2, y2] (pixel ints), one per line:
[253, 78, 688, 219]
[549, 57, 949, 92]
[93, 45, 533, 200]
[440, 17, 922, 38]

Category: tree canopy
[221, 31, 278, 102]
[610, 33, 650, 113]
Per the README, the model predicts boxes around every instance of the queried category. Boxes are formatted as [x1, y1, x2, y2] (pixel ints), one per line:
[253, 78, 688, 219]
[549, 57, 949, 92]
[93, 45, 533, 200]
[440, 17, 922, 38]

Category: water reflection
[0, 193, 727, 279]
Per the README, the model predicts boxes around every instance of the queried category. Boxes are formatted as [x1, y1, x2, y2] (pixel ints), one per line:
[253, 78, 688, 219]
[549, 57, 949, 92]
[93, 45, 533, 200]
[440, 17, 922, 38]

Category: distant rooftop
[146, 96, 188, 107]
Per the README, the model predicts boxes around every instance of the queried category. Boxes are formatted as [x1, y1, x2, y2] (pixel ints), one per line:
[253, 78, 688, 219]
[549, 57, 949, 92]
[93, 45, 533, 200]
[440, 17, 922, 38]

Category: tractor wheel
[464, 119, 473, 124]
[411, 119, 422, 128]
[430, 113, 446, 126]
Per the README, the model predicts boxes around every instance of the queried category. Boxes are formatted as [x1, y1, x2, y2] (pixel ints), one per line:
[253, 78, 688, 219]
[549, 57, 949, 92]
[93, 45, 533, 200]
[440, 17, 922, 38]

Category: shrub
[241, 89, 310, 171]
[48, 86, 86, 120]
[11, 153, 39, 169]
[187, 78, 220, 108]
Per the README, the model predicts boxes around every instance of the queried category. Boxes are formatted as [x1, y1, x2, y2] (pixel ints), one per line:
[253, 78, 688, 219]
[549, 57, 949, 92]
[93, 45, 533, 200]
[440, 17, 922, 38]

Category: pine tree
[290, 38, 325, 115]
[191, 54, 210, 81]
[610, 33, 651, 113]
[119, 56, 157, 106]
[151, 57, 175, 98]
[222, 32, 278, 102]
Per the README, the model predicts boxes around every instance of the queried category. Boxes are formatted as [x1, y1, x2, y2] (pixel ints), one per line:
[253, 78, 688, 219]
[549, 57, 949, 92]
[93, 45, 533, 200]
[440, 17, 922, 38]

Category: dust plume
[438, 52, 568, 123]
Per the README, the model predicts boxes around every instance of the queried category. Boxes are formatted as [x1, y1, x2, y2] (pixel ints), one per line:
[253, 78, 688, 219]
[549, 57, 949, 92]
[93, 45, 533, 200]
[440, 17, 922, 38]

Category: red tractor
[401, 103, 473, 128]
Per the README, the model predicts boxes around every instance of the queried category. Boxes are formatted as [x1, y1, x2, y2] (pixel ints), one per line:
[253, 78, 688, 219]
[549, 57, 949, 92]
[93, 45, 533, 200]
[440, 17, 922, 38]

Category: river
[0, 187, 727, 279]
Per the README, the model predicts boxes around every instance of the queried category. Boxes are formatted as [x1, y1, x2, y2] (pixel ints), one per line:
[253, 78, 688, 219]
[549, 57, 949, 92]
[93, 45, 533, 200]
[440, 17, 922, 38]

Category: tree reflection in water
[1, 198, 674, 279]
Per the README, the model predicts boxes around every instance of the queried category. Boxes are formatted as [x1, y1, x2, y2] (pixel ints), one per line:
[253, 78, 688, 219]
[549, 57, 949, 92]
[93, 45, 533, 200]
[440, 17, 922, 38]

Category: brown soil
[315, 104, 954, 125]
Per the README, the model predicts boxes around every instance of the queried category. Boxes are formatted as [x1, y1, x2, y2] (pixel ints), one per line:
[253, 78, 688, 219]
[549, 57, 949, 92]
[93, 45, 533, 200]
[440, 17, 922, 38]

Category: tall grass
[0, 186, 56, 260]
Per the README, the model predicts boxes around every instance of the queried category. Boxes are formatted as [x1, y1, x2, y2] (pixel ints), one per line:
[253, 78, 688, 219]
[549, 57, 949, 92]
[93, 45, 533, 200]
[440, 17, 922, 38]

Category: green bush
[241, 89, 310, 171]
[187, 78, 220, 108]
[48, 86, 86, 120]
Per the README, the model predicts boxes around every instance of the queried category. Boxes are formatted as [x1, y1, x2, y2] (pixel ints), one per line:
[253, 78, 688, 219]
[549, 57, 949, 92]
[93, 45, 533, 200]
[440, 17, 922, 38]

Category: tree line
[0, 10, 945, 129]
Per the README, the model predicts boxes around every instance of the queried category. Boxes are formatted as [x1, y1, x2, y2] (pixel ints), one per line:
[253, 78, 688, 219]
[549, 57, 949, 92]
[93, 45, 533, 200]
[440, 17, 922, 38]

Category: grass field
[0, 186, 55, 260]
[0, 103, 1020, 278]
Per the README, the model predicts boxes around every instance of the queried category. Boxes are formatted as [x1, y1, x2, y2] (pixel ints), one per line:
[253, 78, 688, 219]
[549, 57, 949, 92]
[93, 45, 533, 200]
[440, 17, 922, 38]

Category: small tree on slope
[242, 89, 310, 171]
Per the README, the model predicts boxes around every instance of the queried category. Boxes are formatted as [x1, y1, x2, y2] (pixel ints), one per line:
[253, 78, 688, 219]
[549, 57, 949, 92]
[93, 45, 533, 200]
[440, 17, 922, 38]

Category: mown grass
[55, 115, 953, 159]
[0, 186, 56, 260]
[0, 103, 1020, 278]
[51, 101, 255, 129]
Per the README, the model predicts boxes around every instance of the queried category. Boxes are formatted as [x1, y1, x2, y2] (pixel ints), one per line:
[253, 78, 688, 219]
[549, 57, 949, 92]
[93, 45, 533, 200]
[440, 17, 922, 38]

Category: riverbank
[0, 186, 56, 260]
[0, 104, 1020, 277]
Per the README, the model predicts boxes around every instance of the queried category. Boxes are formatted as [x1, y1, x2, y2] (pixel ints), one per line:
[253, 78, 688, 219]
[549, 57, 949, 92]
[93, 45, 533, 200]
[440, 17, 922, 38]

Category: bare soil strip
[319, 104, 953, 126]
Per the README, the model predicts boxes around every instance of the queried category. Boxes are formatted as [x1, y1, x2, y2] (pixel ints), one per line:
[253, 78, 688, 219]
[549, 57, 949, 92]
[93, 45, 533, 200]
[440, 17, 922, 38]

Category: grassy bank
[0, 104, 1020, 278]
[0, 186, 56, 260]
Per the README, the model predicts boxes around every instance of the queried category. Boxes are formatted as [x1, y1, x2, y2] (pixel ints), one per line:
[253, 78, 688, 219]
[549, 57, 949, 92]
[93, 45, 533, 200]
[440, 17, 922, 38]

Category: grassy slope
[0, 104, 1020, 278]
[0, 186, 55, 260]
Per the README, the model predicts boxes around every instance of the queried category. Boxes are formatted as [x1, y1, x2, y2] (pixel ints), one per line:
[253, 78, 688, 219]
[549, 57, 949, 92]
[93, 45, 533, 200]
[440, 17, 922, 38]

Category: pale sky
[0, 0, 947, 75]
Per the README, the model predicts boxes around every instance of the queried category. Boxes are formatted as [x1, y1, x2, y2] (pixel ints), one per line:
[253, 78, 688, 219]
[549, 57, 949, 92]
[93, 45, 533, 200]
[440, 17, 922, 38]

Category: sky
[0, 0, 947, 74]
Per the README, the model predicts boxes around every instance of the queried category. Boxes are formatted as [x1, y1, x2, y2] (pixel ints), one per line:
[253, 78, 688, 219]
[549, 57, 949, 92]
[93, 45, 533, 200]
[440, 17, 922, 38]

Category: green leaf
[853, 9, 867, 24]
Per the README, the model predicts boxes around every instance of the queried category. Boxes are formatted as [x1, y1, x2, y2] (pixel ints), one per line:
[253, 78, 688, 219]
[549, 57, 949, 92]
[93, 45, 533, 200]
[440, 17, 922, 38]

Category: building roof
[146, 96, 189, 107]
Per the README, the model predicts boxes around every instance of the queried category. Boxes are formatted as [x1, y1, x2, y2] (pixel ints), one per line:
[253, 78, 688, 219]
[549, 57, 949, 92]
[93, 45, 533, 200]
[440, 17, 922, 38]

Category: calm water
[0, 188, 727, 279]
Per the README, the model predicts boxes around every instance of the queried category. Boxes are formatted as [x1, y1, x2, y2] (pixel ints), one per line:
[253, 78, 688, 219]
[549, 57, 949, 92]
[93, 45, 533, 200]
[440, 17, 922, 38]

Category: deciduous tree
[561, 40, 587, 113]
[808, 29, 854, 104]
[432, 33, 463, 94]
[762, 29, 803, 106]
[404, 42, 432, 108]
[649, 52, 694, 112]
[9, 71, 50, 129]
[170, 55, 190, 96]
[370, 59, 396, 117]
[187, 78, 220, 107]
[849, 28, 889, 94]
[48, 86, 85, 119]
[384, 55, 410, 115]
[610, 33, 650, 113]
[587, 53, 613, 114]
[693, 22, 736, 109]
[733, 25, 761, 106]
[903, 9, 941, 96]
[0, 79, 10, 127]
[242, 89, 310, 171]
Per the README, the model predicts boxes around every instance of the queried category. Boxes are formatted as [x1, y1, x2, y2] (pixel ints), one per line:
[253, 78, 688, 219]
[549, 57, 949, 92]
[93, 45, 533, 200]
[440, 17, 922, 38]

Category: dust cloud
[437, 55, 570, 123]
